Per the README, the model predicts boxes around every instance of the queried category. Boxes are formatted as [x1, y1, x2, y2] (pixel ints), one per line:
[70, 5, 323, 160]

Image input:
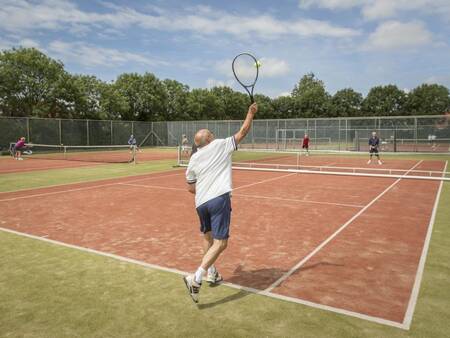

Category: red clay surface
[0, 149, 177, 174]
[0, 160, 444, 324]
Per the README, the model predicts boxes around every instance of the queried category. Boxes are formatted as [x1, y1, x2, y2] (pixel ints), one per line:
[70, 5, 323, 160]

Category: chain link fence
[1, 115, 449, 153]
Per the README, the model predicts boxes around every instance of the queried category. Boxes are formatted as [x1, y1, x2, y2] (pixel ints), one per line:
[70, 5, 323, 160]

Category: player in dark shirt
[302, 133, 310, 156]
[368, 132, 382, 165]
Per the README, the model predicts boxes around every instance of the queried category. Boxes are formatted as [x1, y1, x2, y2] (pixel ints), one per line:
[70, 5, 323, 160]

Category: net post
[177, 144, 181, 166]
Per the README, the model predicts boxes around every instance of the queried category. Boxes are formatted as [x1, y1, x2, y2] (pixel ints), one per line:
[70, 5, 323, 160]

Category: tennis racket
[232, 52, 260, 103]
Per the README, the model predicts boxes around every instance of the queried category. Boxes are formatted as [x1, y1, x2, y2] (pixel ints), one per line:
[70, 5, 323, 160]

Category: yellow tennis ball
[254, 60, 262, 68]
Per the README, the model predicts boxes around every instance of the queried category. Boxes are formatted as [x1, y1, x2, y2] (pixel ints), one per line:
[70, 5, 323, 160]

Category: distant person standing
[181, 134, 190, 157]
[302, 133, 310, 156]
[368, 132, 382, 165]
[12, 137, 26, 160]
[128, 134, 138, 152]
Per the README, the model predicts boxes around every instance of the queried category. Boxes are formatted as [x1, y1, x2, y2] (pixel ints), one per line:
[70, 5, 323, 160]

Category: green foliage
[330, 88, 363, 117]
[291, 73, 331, 118]
[1, 47, 449, 121]
[0, 47, 71, 117]
[362, 85, 407, 116]
[405, 84, 450, 115]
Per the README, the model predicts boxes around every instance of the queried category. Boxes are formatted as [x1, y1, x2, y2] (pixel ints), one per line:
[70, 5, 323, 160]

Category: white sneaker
[183, 275, 201, 303]
[367, 160, 371, 164]
[378, 160, 382, 165]
[206, 271, 223, 284]
[18, 157, 23, 161]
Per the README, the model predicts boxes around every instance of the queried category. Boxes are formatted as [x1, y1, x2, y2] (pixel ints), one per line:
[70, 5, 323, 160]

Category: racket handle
[250, 95, 254, 104]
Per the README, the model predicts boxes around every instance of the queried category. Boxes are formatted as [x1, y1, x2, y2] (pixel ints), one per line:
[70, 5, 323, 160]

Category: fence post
[26, 117, 30, 142]
[414, 117, 418, 152]
[86, 120, 90, 145]
[59, 119, 62, 145]
[266, 120, 269, 149]
[110, 120, 113, 145]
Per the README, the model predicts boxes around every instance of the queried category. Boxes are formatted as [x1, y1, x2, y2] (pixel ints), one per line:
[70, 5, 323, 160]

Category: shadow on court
[197, 289, 249, 310]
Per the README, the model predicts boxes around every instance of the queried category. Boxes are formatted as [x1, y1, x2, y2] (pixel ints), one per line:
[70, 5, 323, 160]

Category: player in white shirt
[183, 103, 258, 303]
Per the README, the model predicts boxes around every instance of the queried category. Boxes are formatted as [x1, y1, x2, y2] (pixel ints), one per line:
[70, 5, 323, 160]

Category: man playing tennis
[183, 102, 258, 303]
[368, 131, 382, 165]
[302, 133, 310, 156]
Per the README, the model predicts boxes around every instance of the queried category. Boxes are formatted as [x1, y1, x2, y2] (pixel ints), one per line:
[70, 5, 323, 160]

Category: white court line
[0, 168, 184, 195]
[120, 183, 186, 192]
[265, 160, 423, 294]
[234, 172, 297, 191]
[0, 226, 405, 329]
[402, 160, 448, 329]
[118, 182, 364, 208]
[0, 172, 184, 202]
[234, 193, 364, 208]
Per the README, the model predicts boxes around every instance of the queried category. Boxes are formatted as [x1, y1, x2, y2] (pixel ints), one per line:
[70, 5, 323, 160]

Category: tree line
[1, 48, 449, 121]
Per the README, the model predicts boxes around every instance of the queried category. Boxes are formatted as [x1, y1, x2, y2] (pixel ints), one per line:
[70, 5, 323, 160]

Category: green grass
[0, 155, 449, 337]
[0, 159, 178, 192]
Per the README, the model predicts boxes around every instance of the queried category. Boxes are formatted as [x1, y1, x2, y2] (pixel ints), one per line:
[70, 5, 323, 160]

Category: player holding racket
[302, 133, 310, 156]
[368, 131, 382, 165]
[183, 102, 258, 303]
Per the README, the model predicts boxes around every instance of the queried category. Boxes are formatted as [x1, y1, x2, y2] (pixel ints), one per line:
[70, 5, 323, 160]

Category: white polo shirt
[186, 136, 237, 208]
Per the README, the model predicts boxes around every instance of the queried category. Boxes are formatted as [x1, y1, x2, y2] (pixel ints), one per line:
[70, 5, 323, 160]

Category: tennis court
[1, 150, 447, 331]
[0, 146, 177, 174]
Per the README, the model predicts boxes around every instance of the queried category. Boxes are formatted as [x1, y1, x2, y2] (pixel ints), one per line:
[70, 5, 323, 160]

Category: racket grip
[250, 95, 254, 104]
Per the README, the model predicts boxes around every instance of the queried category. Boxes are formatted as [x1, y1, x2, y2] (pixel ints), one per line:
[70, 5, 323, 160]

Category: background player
[181, 134, 190, 158]
[11, 137, 26, 160]
[128, 134, 137, 152]
[368, 131, 382, 165]
[302, 133, 310, 156]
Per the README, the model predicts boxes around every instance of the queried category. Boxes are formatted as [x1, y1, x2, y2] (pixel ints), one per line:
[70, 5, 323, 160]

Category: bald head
[194, 129, 214, 147]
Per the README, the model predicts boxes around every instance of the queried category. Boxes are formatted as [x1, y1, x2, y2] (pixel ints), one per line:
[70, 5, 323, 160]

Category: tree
[253, 94, 275, 119]
[362, 85, 406, 116]
[115, 73, 167, 121]
[162, 79, 190, 120]
[291, 73, 331, 118]
[405, 84, 450, 115]
[0, 48, 74, 117]
[210, 86, 248, 120]
[271, 95, 295, 118]
[330, 88, 363, 117]
[185, 88, 222, 120]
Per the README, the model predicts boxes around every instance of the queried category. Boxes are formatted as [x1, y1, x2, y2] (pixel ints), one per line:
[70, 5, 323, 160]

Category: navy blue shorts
[196, 193, 231, 240]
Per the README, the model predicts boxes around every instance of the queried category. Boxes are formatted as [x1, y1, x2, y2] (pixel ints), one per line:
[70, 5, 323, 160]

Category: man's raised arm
[234, 103, 258, 144]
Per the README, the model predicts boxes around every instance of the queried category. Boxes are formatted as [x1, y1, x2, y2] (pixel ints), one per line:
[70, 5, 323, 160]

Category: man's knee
[216, 239, 228, 252]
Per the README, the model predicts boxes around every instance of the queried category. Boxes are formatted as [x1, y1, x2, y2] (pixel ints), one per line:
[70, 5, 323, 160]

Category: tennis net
[10, 143, 136, 163]
[177, 146, 450, 181]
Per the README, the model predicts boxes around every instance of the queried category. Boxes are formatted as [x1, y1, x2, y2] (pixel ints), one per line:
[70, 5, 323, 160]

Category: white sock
[194, 267, 206, 284]
[208, 265, 216, 275]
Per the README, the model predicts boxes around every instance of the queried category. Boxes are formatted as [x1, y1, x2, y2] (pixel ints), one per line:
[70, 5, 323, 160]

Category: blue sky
[0, 0, 449, 97]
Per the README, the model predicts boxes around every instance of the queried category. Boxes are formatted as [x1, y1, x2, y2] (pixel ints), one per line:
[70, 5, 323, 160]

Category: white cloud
[299, 0, 361, 10]
[0, 1, 360, 39]
[18, 38, 40, 49]
[217, 57, 289, 79]
[47, 40, 164, 68]
[277, 91, 291, 97]
[364, 21, 433, 51]
[206, 78, 234, 88]
[299, 0, 450, 21]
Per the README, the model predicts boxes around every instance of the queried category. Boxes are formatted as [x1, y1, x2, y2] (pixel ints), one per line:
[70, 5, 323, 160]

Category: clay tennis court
[0, 157, 446, 330]
[0, 148, 176, 174]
